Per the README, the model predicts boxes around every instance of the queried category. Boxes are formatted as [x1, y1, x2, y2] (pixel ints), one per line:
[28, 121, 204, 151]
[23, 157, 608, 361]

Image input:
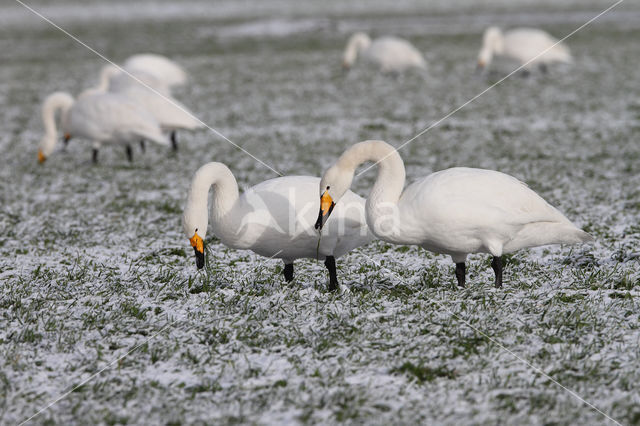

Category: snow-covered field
[1, 0, 639, 424]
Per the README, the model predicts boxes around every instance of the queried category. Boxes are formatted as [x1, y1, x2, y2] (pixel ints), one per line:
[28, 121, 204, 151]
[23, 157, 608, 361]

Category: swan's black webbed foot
[491, 256, 503, 288]
[455, 262, 466, 287]
[283, 263, 294, 282]
[325, 255, 339, 291]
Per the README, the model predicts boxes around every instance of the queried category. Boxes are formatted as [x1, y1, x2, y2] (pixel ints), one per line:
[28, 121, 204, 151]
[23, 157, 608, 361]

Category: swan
[315, 140, 593, 288]
[342, 32, 427, 72]
[477, 27, 571, 73]
[103, 69, 204, 151]
[38, 91, 169, 164]
[96, 54, 187, 92]
[182, 162, 375, 290]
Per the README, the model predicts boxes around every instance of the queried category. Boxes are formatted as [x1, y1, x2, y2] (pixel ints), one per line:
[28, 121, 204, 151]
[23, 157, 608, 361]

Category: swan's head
[477, 26, 503, 70]
[183, 209, 206, 270]
[315, 163, 354, 231]
[343, 32, 371, 69]
[38, 91, 74, 163]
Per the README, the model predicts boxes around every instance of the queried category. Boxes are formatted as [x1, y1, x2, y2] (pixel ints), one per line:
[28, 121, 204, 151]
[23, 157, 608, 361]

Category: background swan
[96, 53, 188, 93]
[39, 91, 169, 164]
[342, 32, 427, 72]
[104, 70, 204, 151]
[477, 27, 571, 72]
[183, 162, 375, 290]
[316, 140, 593, 288]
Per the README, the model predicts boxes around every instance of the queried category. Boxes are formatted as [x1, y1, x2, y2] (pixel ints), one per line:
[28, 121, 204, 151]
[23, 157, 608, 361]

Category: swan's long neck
[96, 64, 121, 92]
[184, 162, 239, 240]
[343, 32, 372, 67]
[338, 140, 406, 240]
[40, 92, 74, 155]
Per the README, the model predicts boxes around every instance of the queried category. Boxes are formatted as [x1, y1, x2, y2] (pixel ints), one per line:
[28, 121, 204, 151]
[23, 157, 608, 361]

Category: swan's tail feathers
[573, 228, 595, 243]
[137, 128, 170, 146]
[505, 222, 594, 252]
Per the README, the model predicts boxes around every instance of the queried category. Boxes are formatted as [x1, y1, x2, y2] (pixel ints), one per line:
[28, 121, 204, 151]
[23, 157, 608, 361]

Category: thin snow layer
[1, 1, 640, 425]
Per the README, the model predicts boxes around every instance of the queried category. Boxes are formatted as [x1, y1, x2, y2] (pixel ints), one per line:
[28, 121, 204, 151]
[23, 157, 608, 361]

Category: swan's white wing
[365, 37, 426, 71]
[123, 54, 187, 87]
[504, 28, 571, 65]
[222, 176, 372, 261]
[397, 168, 578, 254]
[69, 93, 169, 146]
[117, 86, 204, 131]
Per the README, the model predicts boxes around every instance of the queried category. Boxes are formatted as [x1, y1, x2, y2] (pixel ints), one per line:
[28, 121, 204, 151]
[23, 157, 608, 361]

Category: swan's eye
[326, 186, 330, 190]
[195, 228, 198, 232]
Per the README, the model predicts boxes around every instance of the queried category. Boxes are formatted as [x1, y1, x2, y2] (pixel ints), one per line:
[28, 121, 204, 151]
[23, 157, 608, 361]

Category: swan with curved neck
[182, 162, 375, 290]
[38, 91, 168, 164]
[477, 27, 571, 72]
[316, 140, 593, 288]
[342, 32, 426, 72]
[39, 92, 74, 163]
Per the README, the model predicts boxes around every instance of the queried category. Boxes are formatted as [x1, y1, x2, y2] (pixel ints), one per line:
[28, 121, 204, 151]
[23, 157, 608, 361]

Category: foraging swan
[342, 32, 426, 72]
[477, 27, 571, 72]
[96, 53, 187, 92]
[38, 91, 168, 164]
[315, 140, 593, 288]
[182, 162, 375, 290]
[105, 70, 204, 151]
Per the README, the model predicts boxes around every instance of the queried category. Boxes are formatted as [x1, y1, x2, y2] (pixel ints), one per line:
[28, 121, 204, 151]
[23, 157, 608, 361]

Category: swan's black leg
[455, 262, 466, 287]
[171, 131, 178, 152]
[491, 256, 503, 288]
[92, 148, 99, 164]
[283, 263, 294, 282]
[324, 256, 339, 291]
[126, 144, 133, 162]
[139, 140, 146, 153]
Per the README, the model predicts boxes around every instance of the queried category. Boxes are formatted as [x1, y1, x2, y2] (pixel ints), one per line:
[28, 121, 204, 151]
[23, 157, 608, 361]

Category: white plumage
[343, 32, 427, 72]
[38, 91, 168, 163]
[477, 27, 571, 71]
[317, 140, 593, 287]
[182, 162, 375, 290]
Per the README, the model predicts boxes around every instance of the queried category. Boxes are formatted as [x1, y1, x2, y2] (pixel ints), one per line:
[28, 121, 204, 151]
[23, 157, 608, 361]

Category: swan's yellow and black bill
[314, 191, 335, 231]
[189, 232, 205, 269]
[38, 149, 46, 164]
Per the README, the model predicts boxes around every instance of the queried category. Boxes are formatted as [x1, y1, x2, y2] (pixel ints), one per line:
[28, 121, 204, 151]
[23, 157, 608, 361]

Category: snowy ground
[1, 0, 640, 424]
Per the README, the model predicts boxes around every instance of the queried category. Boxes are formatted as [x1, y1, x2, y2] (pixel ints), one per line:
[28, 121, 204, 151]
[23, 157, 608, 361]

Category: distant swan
[342, 32, 427, 72]
[477, 27, 571, 72]
[103, 69, 204, 151]
[38, 91, 168, 164]
[96, 53, 187, 93]
[316, 140, 593, 288]
[182, 162, 375, 290]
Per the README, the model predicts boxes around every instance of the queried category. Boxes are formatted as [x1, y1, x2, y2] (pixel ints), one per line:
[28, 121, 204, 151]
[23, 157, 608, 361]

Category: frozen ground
[1, 0, 640, 424]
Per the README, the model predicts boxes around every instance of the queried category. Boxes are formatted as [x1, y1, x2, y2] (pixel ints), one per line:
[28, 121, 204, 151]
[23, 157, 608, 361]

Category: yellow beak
[189, 232, 205, 269]
[320, 191, 334, 216]
[38, 149, 46, 164]
[315, 191, 336, 230]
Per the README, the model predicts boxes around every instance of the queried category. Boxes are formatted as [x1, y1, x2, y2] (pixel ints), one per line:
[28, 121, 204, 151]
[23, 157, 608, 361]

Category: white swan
[315, 140, 593, 288]
[342, 32, 427, 72]
[182, 162, 375, 290]
[96, 53, 187, 93]
[477, 27, 571, 72]
[104, 70, 204, 151]
[38, 91, 168, 164]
